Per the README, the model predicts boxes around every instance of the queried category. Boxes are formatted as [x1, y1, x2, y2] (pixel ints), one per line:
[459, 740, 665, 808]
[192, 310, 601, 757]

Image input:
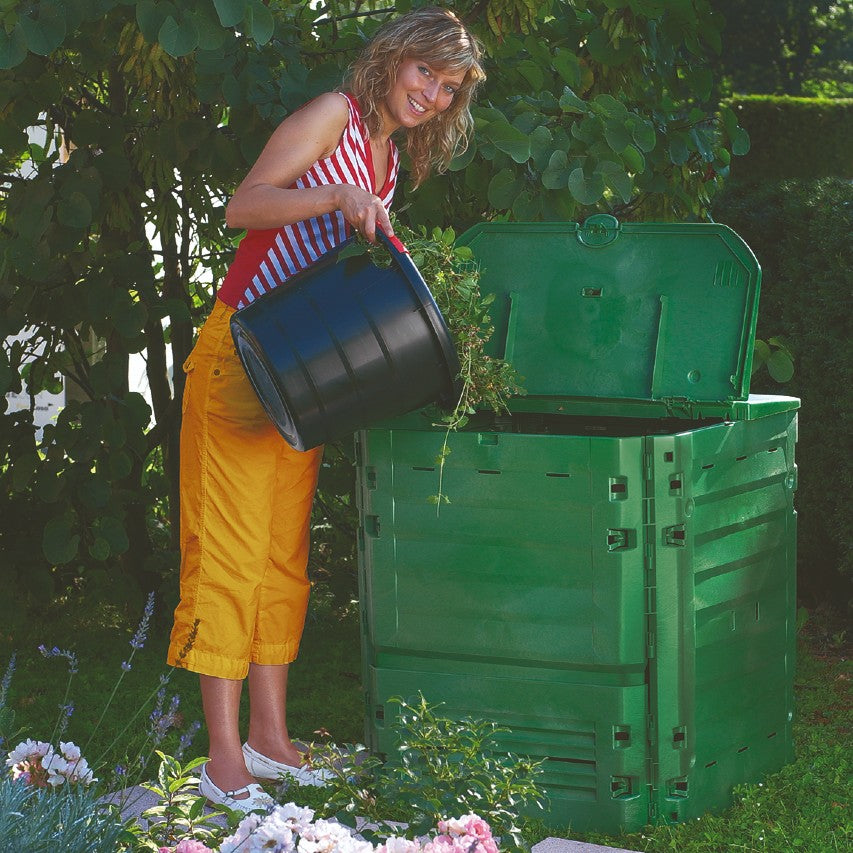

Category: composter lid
[457, 215, 763, 419]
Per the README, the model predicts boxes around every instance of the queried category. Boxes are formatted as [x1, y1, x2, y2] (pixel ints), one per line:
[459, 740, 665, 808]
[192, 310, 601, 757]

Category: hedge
[712, 178, 853, 609]
[725, 96, 853, 182]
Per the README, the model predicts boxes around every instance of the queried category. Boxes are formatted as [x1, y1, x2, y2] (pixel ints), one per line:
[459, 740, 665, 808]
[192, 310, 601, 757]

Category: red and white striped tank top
[217, 93, 399, 309]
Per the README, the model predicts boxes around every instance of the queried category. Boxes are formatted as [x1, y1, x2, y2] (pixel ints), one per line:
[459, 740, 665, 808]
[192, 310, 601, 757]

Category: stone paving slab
[112, 785, 638, 852]
[532, 836, 640, 853]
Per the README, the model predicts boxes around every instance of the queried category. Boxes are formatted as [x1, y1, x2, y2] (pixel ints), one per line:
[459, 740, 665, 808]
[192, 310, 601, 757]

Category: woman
[167, 7, 485, 812]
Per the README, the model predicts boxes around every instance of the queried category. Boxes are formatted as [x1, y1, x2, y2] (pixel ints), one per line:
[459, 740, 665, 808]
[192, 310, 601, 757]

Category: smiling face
[380, 58, 467, 134]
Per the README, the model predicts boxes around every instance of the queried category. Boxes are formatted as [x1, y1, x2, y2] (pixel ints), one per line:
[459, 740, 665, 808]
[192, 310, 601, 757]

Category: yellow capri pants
[167, 299, 323, 680]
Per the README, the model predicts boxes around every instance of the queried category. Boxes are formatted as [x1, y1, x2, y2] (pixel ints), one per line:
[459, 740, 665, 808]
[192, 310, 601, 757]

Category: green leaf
[112, 299, 147, 339]
[57, 192, 93, 228]
[559, 86, 587, 114]
[541, 149, 570, 189]
[89, 537, 111, 561]
[720, 105, 739, 138]
[337, 242, 368, 261]
[668, 133, 689, 165]
[43, 514, 80, 566]
[95, 150, 132, 191]
[571, 116, 602, 145]
[486, 119, 530, 164]
[730, 126, 750, 156]
[690, 126, 715, 162]
[12, 452, 40, 492]
[630, 118, 656, 152]
[78, 475, 112, 510]
[529, 125, 554, 171]
[516, 59, 544, 92]
[214, 0, 246, 28]
[621, 144, 645, 173]
[0, 350, 13, 395]
[136, 0, 177, 42]
[568, 168, 605, 205]
[552, 49, 580, 87]
[599, 166, 633, 204]
[19, 2, 67, 56]
[92, 515, 130, 554]
[487, 169, 523, 210]
[752, 339, 771, 374]
[448, 141, 476, 171]
[0, 25, 27, 70]
[158, 14, 199, 57]
[767, 349, 794, 383]
[592, 94, 628, 118]
[586, 27, 634, 65]
[689, 67, 713, 101]
[512, 189, 542, 221]
[604, 119, 632, 153]
[245, 1, 274, 45]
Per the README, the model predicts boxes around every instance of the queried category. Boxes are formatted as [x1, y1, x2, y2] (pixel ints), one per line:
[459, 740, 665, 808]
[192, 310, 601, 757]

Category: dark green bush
[725, 96, 853, 182]
[713, 178, 852, 608]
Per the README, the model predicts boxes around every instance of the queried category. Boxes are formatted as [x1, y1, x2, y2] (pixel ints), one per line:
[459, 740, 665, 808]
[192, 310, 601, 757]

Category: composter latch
[577, 213, 621, 247]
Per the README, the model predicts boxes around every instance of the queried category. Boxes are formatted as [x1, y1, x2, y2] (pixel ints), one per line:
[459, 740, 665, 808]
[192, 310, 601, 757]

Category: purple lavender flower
[0, 653, 16, 706]
[121, 661, 132, 672]
[38, 645, 78, 675]
[175, 720, 201, 761]
[129, 591, 156, 651]
[55, 702, 74, 739]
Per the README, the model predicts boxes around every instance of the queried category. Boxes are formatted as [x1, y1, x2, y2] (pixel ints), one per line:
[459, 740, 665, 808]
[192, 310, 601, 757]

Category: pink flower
[462, 816, 492, 843]
[174, 841, 215, 853]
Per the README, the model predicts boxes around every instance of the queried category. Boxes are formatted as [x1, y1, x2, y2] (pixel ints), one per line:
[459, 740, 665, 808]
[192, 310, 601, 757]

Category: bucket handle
[377, 228, 409, 257]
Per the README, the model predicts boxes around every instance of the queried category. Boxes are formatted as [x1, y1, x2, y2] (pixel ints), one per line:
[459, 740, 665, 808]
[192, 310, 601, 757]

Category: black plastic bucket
[230, 231, 461, 451]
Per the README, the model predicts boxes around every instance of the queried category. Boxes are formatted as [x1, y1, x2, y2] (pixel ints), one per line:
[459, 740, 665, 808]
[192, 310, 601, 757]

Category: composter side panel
[356, 427, 653, 833]
[646, 412, 797, 824]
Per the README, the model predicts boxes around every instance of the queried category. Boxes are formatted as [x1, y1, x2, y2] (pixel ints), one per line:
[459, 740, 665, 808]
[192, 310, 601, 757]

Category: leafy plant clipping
[343, 221, 525, 512]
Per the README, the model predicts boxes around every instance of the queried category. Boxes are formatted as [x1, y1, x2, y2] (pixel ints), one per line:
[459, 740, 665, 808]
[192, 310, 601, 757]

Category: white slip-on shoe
[198, 762, 274, 813]
[242, 742, 333, 787]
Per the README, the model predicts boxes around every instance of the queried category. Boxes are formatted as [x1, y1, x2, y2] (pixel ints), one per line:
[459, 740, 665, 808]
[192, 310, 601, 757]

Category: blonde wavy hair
[346, 7, 485, 187]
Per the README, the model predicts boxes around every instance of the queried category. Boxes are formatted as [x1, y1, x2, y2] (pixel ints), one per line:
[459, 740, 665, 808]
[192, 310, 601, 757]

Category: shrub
[725, 96, 853, 182]
[713, 177, 853, 608]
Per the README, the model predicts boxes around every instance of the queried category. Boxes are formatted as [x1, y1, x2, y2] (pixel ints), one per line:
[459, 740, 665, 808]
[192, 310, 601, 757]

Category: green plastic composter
[354, 215, 799, 833]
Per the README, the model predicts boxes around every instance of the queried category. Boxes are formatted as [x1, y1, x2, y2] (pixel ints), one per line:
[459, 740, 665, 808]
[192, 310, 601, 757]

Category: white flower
[5, 739, 53, 767]
[220, 814, 264, 853]
[42, 747, 96, 787]
[43, 752, 70, 786]
[254, 818, 296, 852]
[59, 741, 82, 761]
[274, 802, 316, 832]
[377, 838, 422, 853]
[298, 819, 369, 853]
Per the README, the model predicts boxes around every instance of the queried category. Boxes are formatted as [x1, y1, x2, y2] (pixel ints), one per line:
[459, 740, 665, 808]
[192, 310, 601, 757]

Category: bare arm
[225, 92, 393, 241]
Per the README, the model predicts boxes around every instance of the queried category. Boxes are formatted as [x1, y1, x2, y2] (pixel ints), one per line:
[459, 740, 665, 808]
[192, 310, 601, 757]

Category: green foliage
[711, 0, 853, 98]
[1, 0, 751, 615]
[130, 752, 234, 850]
[752, 335, 794, 384]
[725, 96, 853, 183]
[309, 694, 546, 852]
[713, 178, 853, 606]
[0, 775, 131, 853]
[399, 0, 747, 229]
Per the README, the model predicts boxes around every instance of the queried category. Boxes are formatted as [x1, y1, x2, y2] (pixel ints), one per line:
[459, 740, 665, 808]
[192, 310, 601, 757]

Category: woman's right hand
[336, 184, 394, 243]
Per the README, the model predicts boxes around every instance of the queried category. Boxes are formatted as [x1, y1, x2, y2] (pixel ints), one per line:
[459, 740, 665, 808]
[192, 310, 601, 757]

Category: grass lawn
[0, 593, 849, 853]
